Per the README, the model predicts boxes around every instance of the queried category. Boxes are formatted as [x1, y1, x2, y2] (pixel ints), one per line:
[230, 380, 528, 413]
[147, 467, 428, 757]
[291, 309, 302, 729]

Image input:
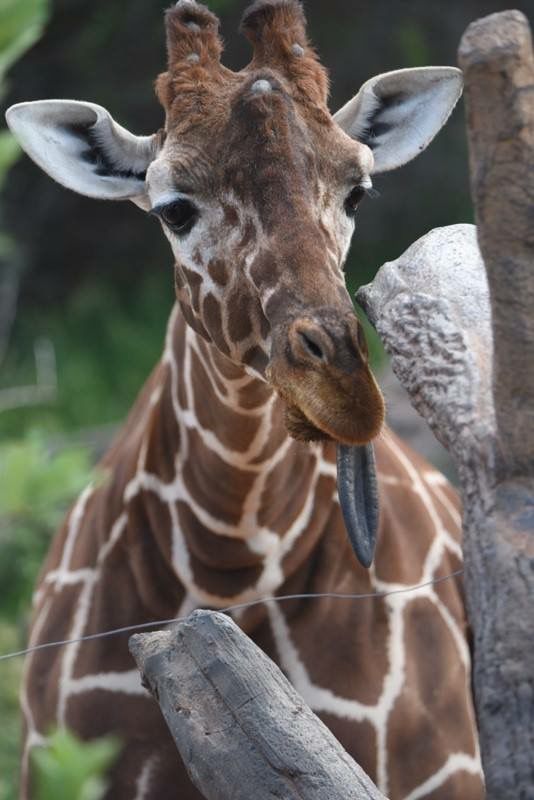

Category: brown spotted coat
[21, 3, 483, 799]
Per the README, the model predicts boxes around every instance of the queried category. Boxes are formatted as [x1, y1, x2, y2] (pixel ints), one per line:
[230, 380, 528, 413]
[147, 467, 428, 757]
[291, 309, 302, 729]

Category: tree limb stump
[129, 610, 387, 800]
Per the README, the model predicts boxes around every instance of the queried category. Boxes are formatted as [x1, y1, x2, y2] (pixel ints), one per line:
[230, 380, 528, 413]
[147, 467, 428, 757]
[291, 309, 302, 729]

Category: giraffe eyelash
[150, 198, 199, 236]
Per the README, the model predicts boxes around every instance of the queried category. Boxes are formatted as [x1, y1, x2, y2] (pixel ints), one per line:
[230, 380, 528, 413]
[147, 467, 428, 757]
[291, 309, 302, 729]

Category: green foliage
[0, 436, 90, 521]
[32, 729, 120, 800]
[0, 435, 93, 618]
[0, 0, 49, 87]
[0, 5, 55, 797]
[0, 229, 16, 258]
[0, 622, 23, 800]
[0, 436, 92, 799]
[0, 0, 50, 206]
[0, 272, 172, 439]
[0, 0, 50, 184]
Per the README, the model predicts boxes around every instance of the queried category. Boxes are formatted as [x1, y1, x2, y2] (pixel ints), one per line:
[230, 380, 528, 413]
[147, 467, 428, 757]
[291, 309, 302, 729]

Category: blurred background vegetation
[0, 0, 533, 797]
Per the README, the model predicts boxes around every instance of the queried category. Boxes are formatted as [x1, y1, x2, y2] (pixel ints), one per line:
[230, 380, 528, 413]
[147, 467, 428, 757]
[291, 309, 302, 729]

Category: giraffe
[6, 1, 485, 798]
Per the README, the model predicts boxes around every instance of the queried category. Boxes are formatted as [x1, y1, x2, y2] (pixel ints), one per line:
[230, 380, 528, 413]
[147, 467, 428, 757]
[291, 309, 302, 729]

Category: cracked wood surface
[130, 610, 387, 800]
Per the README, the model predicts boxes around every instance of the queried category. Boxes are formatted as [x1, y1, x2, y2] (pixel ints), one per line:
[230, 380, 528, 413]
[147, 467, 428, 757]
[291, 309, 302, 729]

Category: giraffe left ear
[333, 67, 463, 174]
[6, 100, 158, 209]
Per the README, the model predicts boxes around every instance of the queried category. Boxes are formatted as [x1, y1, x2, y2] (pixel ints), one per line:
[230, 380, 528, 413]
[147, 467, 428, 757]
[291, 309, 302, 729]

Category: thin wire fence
[0, 569, 464, 663]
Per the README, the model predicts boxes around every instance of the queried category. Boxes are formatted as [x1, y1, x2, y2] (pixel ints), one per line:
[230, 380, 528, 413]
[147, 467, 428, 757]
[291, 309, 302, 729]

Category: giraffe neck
[133, 306, 338, 608]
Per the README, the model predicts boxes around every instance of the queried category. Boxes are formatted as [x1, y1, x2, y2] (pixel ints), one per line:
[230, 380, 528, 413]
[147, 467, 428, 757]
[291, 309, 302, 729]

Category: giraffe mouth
[265, 323, 384, 568]
[283, 403, 379, 569]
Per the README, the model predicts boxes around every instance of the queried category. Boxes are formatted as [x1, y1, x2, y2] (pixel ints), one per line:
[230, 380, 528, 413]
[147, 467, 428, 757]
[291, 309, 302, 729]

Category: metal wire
[0, 570, 464, 663]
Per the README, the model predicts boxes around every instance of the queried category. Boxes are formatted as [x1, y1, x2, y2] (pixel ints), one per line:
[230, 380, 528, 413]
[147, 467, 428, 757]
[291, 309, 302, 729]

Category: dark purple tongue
[336, 444, 379, 568]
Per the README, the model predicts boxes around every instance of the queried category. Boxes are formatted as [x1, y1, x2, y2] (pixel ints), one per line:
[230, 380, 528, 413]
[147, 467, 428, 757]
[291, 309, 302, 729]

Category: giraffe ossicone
[7, 1, 482, 798]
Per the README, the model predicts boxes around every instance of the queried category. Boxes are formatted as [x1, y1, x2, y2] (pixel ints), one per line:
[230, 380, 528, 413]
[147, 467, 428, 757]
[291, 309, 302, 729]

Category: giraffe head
[5, 0, 462, 450]
[152, 0, 387, 448]
[6, 0, 462, 566]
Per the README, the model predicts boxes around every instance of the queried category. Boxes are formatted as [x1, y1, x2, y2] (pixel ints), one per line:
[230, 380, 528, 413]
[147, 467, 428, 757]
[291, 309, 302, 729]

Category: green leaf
[0, 435, 94, 617]
[0, 435, 92, 519]
[396, 22, 431, 68]
[0, 621, 23, 800]
[0, 0, 50, 87]
[32, 729, 121, 800]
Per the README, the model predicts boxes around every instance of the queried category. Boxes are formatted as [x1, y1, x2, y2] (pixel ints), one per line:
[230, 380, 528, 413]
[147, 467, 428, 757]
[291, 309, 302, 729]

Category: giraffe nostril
[288, 318, 336, 367]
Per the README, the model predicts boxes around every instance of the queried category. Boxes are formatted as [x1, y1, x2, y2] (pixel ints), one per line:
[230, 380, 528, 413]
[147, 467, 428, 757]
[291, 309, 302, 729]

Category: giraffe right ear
[333, 67, 463, 174]
[5, 100, 158, 209]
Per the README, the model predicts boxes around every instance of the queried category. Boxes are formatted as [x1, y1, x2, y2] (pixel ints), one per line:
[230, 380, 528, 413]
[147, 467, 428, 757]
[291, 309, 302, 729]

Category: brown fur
[21, 310, 483, 798]
[268, 311, 384, 444]
[20, 4, 483, 799]
[241, 0, 330, 108]
[156, 3, 235, 129]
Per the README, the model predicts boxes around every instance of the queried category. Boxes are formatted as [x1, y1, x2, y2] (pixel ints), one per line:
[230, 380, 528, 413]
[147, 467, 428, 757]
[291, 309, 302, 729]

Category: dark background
[1, 0, 533, 438]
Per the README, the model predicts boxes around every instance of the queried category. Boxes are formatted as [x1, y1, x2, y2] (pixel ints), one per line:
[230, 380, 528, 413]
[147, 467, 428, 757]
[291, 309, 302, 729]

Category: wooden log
[130, 610, 387, 800]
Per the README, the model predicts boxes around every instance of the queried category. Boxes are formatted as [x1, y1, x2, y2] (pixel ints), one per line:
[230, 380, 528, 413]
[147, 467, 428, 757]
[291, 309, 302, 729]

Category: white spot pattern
[267, 431, 482, 798]
[133, 756, 159, 800]
[22, 312, 483, 799]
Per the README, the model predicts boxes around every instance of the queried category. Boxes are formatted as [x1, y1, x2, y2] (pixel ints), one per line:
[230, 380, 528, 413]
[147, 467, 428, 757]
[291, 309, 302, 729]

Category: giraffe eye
[344, 186, 366, 217]
[154, 199, 198, 236]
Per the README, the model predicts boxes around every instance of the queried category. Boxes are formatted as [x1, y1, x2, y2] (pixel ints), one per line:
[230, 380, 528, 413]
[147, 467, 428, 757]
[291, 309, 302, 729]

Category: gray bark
[359, 231, 534, 800]
[458, 13, 534, 797]
[129, 610, 387, 800]
[459, 10, 534, 479]
[357, 12, 534, 796]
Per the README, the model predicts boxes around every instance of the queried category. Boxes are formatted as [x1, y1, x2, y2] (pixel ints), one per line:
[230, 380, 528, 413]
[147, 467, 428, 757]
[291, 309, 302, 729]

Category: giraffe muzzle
[267, 311, 385, 445]
[266, 311, 384, 568]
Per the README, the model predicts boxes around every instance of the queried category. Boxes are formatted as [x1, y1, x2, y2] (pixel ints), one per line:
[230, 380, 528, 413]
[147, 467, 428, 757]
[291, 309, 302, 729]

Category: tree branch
[130, 611, 387, 800]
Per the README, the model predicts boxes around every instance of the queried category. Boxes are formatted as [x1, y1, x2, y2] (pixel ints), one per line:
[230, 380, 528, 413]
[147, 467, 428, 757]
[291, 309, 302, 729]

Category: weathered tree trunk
[357, 11, 534, 799]
[459, 11, 534, 477]
[458, 12, 534, 797]
[129, 610, 386, 800]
